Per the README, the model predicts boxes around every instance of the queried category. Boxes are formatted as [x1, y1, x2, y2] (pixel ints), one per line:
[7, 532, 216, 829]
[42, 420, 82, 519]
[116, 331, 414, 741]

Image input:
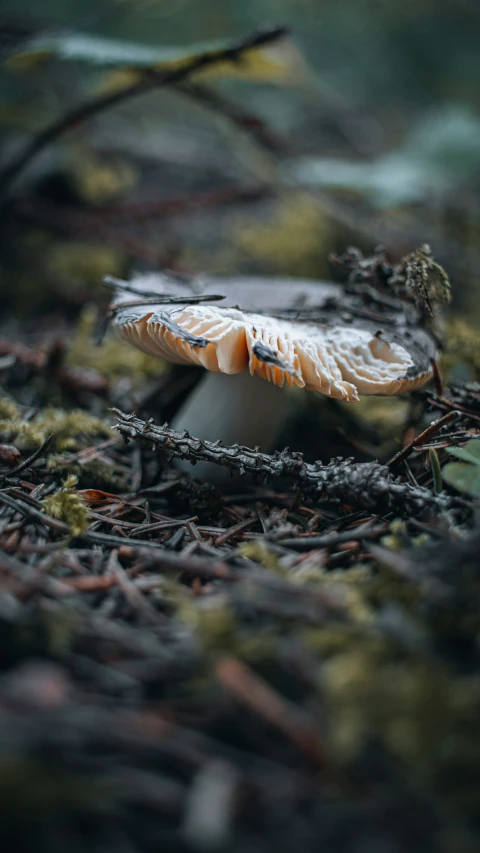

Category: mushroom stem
[170, 370, 291, 485]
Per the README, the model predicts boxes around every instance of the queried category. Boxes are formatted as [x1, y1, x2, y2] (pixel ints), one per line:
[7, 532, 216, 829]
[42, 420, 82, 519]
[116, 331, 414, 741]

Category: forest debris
[400, 244, 451, 317]
[216, 657, 329, 767]
[0, 443, 21, 465]
[112, 410, 463, 516]
[332, 243, 451, 319]
[387, 410, 459, 469]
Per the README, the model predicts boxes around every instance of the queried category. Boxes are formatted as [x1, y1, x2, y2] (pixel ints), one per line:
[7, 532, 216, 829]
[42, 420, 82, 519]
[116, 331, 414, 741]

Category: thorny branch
[112, 410, 464, 516]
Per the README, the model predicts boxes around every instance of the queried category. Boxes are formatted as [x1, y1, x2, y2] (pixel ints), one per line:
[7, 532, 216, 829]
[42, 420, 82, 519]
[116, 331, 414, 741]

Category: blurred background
[3, 8, 480, 852]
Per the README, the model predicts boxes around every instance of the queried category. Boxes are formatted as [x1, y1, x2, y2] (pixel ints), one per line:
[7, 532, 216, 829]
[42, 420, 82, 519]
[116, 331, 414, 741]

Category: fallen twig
[112, 410, 463, 516]
[387, 410, 460, 469]
[216, 657, 329, 767]
[1, 434, 53, 479]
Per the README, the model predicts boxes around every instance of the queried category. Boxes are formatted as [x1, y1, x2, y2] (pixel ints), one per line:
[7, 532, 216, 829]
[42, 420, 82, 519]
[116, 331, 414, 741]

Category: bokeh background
[3, 7, 480, 853]
[2, 0, 480, 312]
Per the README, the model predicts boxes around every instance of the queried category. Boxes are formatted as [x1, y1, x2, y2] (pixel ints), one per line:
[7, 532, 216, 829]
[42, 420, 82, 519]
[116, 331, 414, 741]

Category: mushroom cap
[110, 273, 436, 402]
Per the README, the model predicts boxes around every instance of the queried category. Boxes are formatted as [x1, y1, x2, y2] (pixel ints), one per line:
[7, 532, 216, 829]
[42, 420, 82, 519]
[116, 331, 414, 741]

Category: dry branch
[112, 410, 462, 515]
[0, 25, 288, 195]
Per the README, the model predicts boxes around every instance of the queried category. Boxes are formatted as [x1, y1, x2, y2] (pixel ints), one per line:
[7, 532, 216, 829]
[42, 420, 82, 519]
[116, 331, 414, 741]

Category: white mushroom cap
[108, 273, 436, 484]
[112, 298, 433, 402]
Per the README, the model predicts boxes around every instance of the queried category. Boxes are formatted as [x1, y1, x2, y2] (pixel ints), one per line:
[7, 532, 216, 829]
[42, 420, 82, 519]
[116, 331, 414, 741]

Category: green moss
[381, 520, 430, 552]
[322, 651, 450, 774]
[239, 541, 287, 574]
[0, 757, 108, 816]
[47, 455, 128, 492]
[179, 597, 237, 653]
[442, 317, 480, 380]
[302, 624, 388, 660]
[235, 631, 278, 666]
[42, 475, 89, 537]
[0, 397, 20, 419]
[339, 396, 411, 446]
[68, 305, 166, 383]
[290, 563, 330, 585]
[381, 519, 409, 551]
[231, 193, 330, 277]
[41, 605, 80, 657]
[68, 148, 138, 206]
[39, 408, 111, 450]
[47, 241, 124, 285]
[0, 406, 111, 452]
[0, 419, 46, 450]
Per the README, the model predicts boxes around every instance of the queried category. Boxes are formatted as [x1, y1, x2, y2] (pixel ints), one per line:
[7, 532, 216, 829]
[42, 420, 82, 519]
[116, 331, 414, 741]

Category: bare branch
[0, 24, 288, 196]
[112, 409, 462, 516]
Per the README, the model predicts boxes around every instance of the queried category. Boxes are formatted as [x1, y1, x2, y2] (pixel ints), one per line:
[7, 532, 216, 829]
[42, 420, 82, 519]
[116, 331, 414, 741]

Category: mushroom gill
[113, 303, 431, 401]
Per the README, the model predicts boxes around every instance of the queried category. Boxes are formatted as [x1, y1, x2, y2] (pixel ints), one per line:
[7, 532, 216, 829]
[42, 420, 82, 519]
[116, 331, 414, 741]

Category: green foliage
[42, 475, 89, 537]
[429, 448, 443, 494]
[443, 440, 480, 496]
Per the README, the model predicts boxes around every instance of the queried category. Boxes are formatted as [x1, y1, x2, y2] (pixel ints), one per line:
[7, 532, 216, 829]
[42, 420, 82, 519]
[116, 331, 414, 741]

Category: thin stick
[216, 657, 329, 767]
[387, 410, 459, 469]
[275, 521, 388, 551]
[1, 434, 53, 478]
[93, 183, 270, 220]
[0, 25, 288, 195]
[176, 81, 283, 153]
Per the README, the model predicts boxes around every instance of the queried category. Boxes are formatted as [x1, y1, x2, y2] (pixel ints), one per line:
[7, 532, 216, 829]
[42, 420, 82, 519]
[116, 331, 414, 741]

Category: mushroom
[108, 272, 437, 481]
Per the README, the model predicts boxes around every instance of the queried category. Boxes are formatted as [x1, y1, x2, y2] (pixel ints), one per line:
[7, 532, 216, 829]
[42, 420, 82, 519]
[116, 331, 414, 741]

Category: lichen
[401, 243, 451, 316]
